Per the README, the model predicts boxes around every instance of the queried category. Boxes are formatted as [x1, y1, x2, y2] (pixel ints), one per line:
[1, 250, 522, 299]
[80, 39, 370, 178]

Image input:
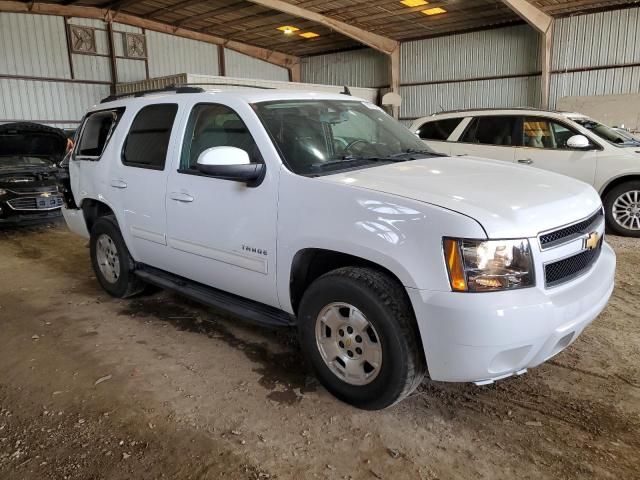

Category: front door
[164, 100, 280, 308]
[514, 116, 599, 185]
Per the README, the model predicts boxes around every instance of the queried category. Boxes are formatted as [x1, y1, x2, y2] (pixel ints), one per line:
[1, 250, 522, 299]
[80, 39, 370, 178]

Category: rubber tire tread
[90, 215, 145, 298]
[298, 266, 426, 410]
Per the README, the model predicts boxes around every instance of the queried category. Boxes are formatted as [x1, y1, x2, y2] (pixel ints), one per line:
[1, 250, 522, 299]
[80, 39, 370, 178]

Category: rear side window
[122, 104, 178, 170]
[460, 116, 518, 146]
[416, 118, 462, 140]
[75, 108, 124, 159]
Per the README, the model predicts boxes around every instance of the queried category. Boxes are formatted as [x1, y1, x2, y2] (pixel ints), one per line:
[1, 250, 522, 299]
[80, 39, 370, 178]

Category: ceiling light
[299, 32, 319, 39]
[277, 25, 299, 35]
[422, 7, 446, 15]
[401, 0, 428, 7]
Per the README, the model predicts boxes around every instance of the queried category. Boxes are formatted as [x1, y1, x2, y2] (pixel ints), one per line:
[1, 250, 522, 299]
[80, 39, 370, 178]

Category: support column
[289, 62, 301, 83]
[540, 25, 553, 109]
[389, 47, 400, 118]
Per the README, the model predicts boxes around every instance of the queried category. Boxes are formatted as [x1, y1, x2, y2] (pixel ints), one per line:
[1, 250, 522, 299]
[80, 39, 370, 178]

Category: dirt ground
[0, 221, 638, 480]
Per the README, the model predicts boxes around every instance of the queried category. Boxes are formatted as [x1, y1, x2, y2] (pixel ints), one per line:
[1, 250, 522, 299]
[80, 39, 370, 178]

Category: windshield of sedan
[253, 99, 435, 175]
[570, 117, 640, 147]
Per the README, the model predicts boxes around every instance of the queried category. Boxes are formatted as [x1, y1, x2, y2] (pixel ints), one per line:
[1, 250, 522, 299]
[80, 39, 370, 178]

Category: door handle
[110, 179, 127, 189]
[170, 192, 194, 203]
[517, 159, 533, 165]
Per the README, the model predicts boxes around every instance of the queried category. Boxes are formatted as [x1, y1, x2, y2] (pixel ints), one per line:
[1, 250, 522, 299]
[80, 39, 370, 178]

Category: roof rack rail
[429, 106, 551, 116]
[100, 84, 204, 103]
[100, 81, 278, 103]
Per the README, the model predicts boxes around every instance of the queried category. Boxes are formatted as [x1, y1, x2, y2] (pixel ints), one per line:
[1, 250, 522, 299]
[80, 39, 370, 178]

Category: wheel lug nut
[339, 341, 344, 348]
[355, 347, 362, 355]
[347, 350, 353, 357]
[338, 329, 344, 337]
[355, 335, 362, 343]
[347, 326, 353, 334]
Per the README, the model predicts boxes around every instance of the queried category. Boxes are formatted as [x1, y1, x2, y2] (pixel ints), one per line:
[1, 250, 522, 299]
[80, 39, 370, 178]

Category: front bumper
[408, 242, 616, 383]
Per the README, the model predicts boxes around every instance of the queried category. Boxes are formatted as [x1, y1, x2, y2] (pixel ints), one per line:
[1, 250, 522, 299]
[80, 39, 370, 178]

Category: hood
[319, 156, 602, 238]
[0, 122, 68, 161]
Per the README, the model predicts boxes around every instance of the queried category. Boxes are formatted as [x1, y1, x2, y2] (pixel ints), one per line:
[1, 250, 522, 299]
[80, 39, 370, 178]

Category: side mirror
[196, 146, 264, 186]
[566, 134, 591, 150]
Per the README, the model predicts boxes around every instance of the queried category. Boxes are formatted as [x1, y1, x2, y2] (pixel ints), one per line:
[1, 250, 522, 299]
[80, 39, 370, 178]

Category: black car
[0, 122, 69, 225]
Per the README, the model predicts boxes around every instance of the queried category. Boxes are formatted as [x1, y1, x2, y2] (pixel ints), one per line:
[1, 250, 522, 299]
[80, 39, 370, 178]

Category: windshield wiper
[311, 155, 406, 169]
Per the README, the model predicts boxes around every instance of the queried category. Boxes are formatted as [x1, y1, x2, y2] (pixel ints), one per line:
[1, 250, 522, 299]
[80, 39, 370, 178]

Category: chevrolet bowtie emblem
[584, 231, 601, 251]
[41, 192, 51, 198]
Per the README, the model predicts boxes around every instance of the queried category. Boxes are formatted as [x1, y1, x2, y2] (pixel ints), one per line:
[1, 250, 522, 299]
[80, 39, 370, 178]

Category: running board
[135, 265, 295, 328]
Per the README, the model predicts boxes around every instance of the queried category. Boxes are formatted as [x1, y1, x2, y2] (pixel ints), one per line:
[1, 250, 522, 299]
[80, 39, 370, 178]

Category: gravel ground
[0, 222, 638, 480]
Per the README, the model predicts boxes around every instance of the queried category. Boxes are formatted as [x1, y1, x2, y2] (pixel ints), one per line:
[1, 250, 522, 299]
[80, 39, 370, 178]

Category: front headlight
[443, 238, 534, 292]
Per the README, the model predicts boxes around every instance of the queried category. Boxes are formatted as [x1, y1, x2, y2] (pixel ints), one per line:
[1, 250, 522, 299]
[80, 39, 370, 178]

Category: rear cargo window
[122, 104, 178, 170]
[75, 108, 124, 159]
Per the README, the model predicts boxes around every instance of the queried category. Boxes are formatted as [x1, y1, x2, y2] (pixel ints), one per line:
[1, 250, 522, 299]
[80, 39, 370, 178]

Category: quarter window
[522, 117, 585, 150]
[460, 116, 518, 146]
[75, 108, 124, 159]
[416, 118, 462, 140]
[122, 104, 178, 170]
[180, 103, 261, 171]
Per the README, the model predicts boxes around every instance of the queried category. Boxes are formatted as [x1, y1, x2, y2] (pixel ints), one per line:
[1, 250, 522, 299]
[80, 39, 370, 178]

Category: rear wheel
[298, 267, 426, 410]
[90, 215, 144, 297]
[604, 181, 640, 237]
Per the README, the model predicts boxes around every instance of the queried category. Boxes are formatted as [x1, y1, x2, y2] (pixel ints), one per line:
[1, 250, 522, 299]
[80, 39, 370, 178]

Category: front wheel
[604, 181, 640, 237]
[297, 267, 426, 410]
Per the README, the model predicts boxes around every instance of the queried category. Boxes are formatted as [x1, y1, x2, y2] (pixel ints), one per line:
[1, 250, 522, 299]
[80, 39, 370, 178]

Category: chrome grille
[7, 195, 63, 211]
[544, 240, 602, 288]
[539, 210, 603, 249]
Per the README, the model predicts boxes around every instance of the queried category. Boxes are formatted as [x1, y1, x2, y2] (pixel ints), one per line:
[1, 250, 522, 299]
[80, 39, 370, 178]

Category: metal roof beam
[244, 0, 399, 54]
[501, 0, 553, 34]
[0, 1, 300, 70]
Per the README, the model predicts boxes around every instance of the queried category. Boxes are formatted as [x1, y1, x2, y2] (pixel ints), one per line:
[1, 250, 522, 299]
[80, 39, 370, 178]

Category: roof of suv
[93, 89, 369, 112]
[416, 108, 588, 121]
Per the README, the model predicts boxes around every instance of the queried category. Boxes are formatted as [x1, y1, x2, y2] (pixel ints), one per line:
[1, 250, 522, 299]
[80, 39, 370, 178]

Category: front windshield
[0, 156, 51, 168]
[253, 100, 434, 175]
[570, 117, 640, 147]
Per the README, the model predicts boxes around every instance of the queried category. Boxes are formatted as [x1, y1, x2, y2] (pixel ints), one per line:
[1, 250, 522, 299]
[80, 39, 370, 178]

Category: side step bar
[135, 265, 295, 328]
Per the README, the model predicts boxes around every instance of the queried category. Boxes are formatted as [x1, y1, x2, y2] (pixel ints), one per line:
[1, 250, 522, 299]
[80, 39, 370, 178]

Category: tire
[603, 181, 640, 237]
[297, 267, 426, 410]
[90, 215, 145, 298]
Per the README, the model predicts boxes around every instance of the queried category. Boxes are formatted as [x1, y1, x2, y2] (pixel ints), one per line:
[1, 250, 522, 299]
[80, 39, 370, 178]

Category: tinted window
[180, 103, 261, 171]
[122, 104, 178, 169]
[461, 116, 518, 146]
[76, 108, 124, 158]
[522, 117, 584, 149]
[416, 118, 462, 140]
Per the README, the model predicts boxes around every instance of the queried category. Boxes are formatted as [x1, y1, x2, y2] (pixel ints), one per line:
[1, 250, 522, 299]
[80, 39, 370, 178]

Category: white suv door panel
[447, 115, 518, 162]
[514, 116, 598, 185]
[163, 100, 280, 309]
[108, 103, 180, 269]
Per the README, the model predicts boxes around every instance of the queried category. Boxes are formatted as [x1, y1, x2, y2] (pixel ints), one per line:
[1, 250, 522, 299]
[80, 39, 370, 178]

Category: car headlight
[443, 238, 534, 292]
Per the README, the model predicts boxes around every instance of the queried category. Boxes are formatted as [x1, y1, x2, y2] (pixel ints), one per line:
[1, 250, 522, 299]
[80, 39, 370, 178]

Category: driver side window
[180, 103, 262, 171]
[522, 117, 585, 150]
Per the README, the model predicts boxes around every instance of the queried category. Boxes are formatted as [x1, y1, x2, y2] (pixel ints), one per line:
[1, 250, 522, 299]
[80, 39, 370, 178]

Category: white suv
[410, 109, 640, 237]
[61, 89, 615, 409]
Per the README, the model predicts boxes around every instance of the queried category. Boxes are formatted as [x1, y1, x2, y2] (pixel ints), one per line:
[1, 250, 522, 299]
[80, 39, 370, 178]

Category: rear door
[447, 115, 518, 162]
[110, 103, 180, 268]
[414, 117, 465, 155]
[513, 116, 599, 185]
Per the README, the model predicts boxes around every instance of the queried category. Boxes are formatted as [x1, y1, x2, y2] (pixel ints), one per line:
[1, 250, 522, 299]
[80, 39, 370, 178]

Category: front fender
[276, 168, 485, 312]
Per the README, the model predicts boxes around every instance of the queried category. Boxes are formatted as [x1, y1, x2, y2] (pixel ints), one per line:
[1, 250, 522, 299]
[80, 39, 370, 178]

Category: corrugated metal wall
[224, 49, 289, 82]
[550, 7, 640, 107]
[301, 49, 389, 88]
[399, 25, 540, 120]
[146, 30, 220, 78]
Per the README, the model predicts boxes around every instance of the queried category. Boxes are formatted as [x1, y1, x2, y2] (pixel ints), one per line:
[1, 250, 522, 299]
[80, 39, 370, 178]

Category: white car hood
[319, 156, 602, 238]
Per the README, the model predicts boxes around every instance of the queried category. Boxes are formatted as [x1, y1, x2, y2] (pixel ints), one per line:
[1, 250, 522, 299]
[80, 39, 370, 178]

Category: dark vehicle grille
[539, 210, 603, 249]
[544, 241, 602, 288]
[7, 195, 63, 211]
